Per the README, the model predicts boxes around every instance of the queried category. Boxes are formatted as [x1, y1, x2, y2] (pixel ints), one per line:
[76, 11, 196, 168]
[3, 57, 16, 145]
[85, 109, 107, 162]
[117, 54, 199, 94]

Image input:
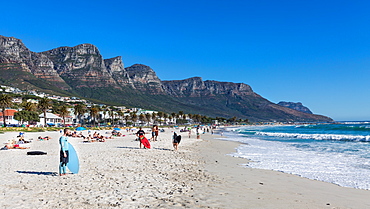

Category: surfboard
[139, 136, 151, 149]
[67, 142, 79, 174]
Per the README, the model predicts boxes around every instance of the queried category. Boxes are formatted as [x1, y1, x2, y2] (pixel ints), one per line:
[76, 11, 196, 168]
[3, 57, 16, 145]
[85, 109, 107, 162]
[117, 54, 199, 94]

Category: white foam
[223, 133, 370, 190]
[255, 132, 370, 142]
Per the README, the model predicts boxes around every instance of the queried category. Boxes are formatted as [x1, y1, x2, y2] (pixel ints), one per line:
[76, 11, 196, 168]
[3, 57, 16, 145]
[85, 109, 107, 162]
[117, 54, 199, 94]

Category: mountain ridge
[0, 35, 333, 122]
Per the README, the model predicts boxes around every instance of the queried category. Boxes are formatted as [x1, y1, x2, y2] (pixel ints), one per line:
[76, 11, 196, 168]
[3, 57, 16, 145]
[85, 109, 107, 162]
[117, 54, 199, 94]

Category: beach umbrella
[76, 127, 86, 131]
[113, 127, 121, 131]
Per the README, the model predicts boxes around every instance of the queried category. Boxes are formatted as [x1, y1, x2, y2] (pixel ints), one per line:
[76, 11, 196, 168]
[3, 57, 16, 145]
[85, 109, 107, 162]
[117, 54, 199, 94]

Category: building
[0, 109, 18, 125]
[38, 113, 62, 126]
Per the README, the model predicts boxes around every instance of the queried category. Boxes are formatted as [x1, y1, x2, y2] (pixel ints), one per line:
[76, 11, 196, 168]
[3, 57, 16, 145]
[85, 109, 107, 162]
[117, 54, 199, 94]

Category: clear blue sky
[1, 0, 369, 121]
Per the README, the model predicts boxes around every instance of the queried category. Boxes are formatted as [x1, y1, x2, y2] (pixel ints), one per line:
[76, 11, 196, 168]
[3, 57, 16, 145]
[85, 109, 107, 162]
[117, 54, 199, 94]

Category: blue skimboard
[67, 142, 79, 174]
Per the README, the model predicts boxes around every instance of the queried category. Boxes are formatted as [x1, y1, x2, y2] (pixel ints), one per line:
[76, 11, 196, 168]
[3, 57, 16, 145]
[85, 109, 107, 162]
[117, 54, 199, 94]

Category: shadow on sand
[116, 146, 141, 150]
[16, 171, 58, 176]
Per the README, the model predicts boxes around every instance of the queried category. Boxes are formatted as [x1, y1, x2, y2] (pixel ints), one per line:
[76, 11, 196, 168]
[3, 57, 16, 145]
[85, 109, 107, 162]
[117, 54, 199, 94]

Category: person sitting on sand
[172, 132, 181, 151]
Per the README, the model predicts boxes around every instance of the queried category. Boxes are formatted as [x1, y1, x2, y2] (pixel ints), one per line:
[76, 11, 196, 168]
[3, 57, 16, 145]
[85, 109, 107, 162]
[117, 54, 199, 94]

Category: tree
[124, 115, 130, 125]
[130, 112, 138, 126]
[139, 113, 146, 125]
[38, 97, 52, 127]
[178, 111, 184, 120]
[58, 105, 70, 127]
[89, 106, 100, 126]
[171, 112, 177, 125]
[23, 101, 37, 112]
[163, 113, 168, 125]
[151, 112, 157, 123]
[14, 111, 40, 125]
[0, 94, 13, 127]
[117, 110, 125, 125]
[157, 111, 164, 125]
[74, 104, 87, 125]
[145, 113, 152, 124]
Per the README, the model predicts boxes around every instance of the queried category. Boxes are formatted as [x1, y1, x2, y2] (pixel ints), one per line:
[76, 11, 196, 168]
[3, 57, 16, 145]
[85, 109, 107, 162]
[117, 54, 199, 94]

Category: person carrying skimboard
[136, 127, 150, 149]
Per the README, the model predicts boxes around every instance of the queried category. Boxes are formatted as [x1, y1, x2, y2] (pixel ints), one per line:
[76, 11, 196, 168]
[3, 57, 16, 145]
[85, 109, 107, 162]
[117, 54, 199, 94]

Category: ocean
[222, 123, 370, 190]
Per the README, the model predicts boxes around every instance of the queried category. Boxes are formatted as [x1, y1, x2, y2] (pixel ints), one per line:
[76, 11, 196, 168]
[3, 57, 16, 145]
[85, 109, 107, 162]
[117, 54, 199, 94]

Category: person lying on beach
[1, 144, 30, 149]
[38, 136, 51, 141]
[2, 139, 30, 149]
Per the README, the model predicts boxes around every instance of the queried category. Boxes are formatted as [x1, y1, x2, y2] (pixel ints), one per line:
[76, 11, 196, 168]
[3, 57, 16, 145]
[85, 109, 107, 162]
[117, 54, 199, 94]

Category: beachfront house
[38, 113, 62, 127]
[0, 109, 18, 126]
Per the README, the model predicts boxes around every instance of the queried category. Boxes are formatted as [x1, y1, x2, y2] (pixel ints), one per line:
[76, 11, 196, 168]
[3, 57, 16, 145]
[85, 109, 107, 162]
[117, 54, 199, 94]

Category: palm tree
[178, 111, 184, 120]
[109, 106, 115, 125]
[89, 106, 99, 126]
[157, 111, 164, 125]
[130, 112, 138, 126]
[145, 113, 152, 124]
[163, 113, 168, 125]
[139, 113, 146, 125]
[171, 112, 177, 125]
[151, 112, 157, 124]
[59, 105, 70, 127]
[124, 115, 130, 125]
[23, 101, 37, 112]
[0, 94, 13, 127]
[117, 111, 125, 125]
[74, 104, 87, 125]
[38, 97, 52, 127]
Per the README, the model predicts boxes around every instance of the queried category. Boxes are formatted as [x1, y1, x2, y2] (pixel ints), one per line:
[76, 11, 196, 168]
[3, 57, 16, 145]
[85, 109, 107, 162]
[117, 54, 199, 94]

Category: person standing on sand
[59, 128, 71, 176]
[136, 127, 146, 148]
[172, 132, 181, 151]
[154, 125, 159, 141]
[151, 125, 156, 141]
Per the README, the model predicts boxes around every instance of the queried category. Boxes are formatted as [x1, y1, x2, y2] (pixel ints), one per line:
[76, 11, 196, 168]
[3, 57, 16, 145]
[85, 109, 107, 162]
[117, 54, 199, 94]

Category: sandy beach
[1, 127, 370, 208]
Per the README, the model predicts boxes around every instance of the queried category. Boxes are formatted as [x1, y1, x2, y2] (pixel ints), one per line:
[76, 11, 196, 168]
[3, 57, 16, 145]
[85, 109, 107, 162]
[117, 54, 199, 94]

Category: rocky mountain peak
[278, 101, 313, 114]
[125, 64, 164, 93]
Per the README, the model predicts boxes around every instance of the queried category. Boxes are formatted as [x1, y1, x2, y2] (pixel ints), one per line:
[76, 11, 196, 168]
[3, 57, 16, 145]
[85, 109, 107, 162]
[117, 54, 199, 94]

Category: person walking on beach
[154, 125, 159, 141]
[136, 127, 146, 148]
[172, 132, 181, 151]
[59, 128, 71, 176]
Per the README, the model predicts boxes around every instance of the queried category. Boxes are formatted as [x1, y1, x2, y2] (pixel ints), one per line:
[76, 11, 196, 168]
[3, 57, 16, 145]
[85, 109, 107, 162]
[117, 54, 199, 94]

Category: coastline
[197, 131, 370, 208]
[0, 128, 369, 208]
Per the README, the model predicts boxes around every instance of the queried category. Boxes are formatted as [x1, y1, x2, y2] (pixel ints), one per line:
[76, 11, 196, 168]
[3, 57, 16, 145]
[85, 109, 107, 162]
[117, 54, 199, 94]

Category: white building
[38, 113, 62, 126]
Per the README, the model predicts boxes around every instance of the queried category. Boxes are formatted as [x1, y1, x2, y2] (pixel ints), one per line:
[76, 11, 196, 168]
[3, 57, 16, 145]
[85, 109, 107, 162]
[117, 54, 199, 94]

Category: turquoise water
[223, 123, 370, 190]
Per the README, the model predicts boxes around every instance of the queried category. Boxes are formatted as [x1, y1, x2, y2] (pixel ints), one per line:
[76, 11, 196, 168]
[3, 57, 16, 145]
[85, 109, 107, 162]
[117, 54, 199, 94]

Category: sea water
[222, 123, 370, 190]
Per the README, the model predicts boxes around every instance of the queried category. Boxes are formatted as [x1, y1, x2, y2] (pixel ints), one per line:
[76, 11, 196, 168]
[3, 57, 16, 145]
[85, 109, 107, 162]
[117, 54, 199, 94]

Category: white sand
[0, 127, 369, 208]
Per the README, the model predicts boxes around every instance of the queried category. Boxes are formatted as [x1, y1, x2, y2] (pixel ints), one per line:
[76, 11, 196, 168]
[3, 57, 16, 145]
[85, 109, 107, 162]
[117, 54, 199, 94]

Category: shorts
[60, 150, 69, 164]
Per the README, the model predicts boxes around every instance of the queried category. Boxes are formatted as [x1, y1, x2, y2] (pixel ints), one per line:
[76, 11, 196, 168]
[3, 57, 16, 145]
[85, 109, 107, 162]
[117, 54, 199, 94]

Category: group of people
[82, 131, 113, 142]
[1, 132, 31, 150]
[58, 125, 194, 176]
[135, 126, 182, 151]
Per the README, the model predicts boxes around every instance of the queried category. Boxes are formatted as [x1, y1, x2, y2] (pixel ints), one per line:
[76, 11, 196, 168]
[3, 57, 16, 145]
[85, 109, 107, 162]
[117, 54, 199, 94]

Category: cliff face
[41, 44, 118, 89]
[278, 101, 313, 114]
[0, 35, 70, 90]
[125, 64, 165, 94]
[162, 77, 256, 97]
[0, 35, 333, 122]
[105, 56, 134, 88]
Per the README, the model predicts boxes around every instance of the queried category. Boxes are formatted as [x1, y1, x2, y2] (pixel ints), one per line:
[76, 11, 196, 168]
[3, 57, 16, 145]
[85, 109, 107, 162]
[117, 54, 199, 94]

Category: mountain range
[0, 35, 332, 122]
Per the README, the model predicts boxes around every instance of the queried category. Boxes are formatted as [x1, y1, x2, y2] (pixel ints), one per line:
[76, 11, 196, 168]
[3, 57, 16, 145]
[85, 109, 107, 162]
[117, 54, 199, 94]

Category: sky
[1, 0, 370, 121]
